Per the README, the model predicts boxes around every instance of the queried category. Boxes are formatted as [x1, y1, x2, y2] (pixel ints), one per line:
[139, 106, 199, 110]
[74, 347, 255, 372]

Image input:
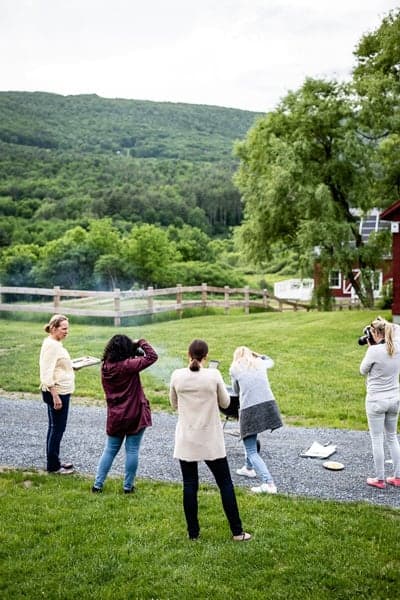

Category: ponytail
[188, 339, 208, 372]
[189, 358, 202, 372]
[385, 322, 395, 357]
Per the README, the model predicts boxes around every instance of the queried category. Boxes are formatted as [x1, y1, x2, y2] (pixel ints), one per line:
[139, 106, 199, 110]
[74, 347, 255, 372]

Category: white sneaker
[236, 466, 257, 478]
[54, 467, 75, 475]
[251, 482, 277, 494]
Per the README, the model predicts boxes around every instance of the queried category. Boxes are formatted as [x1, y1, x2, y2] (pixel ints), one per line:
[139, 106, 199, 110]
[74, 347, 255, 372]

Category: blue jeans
[94, 429, 145, 491]
[43, 391, 70, 472]
[243, 434, 273, 483]
[179, 457, 243, 538]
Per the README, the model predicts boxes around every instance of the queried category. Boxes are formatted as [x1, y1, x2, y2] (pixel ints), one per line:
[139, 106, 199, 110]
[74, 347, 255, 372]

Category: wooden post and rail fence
[0, 284, 311, 326]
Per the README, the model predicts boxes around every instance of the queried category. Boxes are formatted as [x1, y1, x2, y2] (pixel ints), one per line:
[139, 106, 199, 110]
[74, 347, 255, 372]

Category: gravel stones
[1, 396, 399, 509]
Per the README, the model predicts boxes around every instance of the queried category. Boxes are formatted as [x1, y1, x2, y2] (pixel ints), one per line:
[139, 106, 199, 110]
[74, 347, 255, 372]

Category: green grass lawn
[0, 309, 390, 429]
[1, 470, 399, 600]
[1, 310, 399, 599]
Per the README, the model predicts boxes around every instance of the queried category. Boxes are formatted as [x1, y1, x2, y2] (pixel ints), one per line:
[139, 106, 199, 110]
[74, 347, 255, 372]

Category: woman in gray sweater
[230, 346, 283, 494]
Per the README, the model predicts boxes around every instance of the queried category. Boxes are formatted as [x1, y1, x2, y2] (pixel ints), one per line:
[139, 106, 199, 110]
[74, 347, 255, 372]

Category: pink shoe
[386, 477, 400, 487]
[366, 477, 386, 489]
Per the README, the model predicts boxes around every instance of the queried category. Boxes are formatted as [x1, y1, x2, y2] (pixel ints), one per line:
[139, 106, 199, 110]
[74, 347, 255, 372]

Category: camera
[358, 326, 375, 346]
[132, 342, 145, 357]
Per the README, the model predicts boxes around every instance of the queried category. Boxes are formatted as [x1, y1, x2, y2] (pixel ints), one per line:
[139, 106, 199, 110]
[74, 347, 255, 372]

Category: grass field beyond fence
[1, 310, 399, 599]
[0, 309, 393, 428]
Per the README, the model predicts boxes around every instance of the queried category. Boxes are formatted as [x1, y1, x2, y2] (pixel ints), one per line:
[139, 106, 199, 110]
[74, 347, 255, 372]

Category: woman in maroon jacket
[92, 335, 158, 493]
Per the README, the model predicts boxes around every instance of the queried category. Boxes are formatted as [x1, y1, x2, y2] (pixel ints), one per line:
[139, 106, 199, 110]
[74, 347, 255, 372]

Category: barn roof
[380, 200, 400, 221]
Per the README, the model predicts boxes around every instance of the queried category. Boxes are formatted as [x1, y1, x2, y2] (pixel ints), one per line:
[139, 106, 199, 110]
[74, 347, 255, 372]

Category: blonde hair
[371, 316, 396, 357]
[231, 346, 259, 370]
[44, 314, 68, 334]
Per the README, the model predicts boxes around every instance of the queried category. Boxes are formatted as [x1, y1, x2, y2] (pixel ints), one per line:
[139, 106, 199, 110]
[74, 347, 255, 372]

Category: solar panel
[359, 213, 391, 242]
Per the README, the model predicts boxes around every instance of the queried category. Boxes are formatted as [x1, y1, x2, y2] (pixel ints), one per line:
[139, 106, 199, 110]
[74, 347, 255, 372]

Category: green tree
[234, 78, 389, 308]
[85, 218, 122, 257]
[170, 260, 245, 288]
[124, 223, 180, 287]
[353, 8, 400, 134]
[0, 244, 40, 287]
[353, 8, 400, 202]
[93, 254, 132, 290]
[167, 224, 214, 262]
[30, 219, 125, 289]
[32, 226, 95, 288]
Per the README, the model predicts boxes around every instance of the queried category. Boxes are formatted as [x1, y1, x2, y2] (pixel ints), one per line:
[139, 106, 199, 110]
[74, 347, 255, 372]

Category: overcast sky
[0, 0, 397, 113]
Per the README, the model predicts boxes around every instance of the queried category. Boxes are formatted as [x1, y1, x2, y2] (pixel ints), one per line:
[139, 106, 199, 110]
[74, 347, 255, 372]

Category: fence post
[224, 286, 230, 314]
[54, 286, 61, 312]
[262, 288, 269, 310]
[114, 288, 121, 327]
[201, 283, 207, 309]
[244, 286, 250, 314]
[176, 284, 182, 318]
[147, 286, 154, 315]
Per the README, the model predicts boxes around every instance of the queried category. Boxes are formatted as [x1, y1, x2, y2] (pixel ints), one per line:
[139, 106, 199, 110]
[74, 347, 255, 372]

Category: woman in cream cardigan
[39, 314, 75, 474]
[170, 339, 251, 542]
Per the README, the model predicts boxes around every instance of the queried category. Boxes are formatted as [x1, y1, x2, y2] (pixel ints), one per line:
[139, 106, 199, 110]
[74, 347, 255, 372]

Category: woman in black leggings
[169, 339, 251, 542]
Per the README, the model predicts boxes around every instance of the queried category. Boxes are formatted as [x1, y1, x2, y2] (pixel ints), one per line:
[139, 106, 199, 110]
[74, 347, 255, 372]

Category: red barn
[313, 209, 393, 305]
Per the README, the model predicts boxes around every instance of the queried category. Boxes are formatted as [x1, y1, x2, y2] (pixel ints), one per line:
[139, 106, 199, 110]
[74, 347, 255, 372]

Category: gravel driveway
[1, 395, 399, 509]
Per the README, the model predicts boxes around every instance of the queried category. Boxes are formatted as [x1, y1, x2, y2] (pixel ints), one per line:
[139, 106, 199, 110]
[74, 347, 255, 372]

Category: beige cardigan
[39, 336, 75, 395]
[169, 366, 230, 461]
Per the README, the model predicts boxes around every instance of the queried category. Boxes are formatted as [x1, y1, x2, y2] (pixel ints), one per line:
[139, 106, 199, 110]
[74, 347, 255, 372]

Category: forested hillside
[0, 92, 261, 159]
[0, 92, 262, 290]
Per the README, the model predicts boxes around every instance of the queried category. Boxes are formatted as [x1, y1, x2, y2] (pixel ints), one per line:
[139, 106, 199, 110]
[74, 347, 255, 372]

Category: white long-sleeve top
[360, 342, 400, 402]
[39, 336, 75, 395]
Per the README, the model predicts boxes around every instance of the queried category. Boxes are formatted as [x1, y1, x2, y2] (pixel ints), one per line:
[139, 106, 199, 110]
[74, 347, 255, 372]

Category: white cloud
[0, 0, 398, 112]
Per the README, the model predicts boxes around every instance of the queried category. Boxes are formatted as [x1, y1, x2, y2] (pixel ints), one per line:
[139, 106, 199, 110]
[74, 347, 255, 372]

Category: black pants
[179, 457, 243, 538]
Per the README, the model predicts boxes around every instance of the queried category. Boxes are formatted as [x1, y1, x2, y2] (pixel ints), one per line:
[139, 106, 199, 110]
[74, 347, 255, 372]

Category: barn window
[329, 270, 341, 289]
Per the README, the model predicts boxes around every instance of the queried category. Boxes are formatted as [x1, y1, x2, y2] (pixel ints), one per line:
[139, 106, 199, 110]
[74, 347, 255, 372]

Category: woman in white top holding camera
[360, 317, 400, 489]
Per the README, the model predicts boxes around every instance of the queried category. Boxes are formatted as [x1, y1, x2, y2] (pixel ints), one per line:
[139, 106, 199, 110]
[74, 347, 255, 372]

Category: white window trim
[329, 270, 342, 290]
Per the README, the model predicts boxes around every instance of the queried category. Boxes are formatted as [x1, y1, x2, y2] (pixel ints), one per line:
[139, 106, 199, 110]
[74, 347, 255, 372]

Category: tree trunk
[346, 270, 375, 308]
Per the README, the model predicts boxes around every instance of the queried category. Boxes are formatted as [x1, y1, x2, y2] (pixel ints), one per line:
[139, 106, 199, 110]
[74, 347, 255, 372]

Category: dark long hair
[102, 335, 138, 362]
[188, 339, 208, 372]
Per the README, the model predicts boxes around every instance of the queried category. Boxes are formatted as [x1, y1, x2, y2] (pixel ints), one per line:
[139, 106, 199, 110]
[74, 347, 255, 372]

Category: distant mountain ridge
[0, 91, 262, 161]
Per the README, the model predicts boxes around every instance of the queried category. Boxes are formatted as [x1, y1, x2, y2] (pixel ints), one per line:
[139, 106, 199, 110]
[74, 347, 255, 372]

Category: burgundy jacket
[101, 339, 158, 436]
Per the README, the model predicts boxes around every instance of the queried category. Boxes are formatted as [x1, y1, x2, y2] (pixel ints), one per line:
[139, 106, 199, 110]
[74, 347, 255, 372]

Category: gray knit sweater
[229, 355, 283, 439]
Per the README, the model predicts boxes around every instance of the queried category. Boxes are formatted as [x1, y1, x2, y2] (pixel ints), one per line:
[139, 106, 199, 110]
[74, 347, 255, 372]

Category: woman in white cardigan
[170, 339, 251, 542]
[39, 314, 75, 474]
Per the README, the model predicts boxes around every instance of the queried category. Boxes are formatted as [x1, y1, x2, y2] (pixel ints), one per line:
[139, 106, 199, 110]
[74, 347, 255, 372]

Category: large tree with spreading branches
[234, 9, 399, 308]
